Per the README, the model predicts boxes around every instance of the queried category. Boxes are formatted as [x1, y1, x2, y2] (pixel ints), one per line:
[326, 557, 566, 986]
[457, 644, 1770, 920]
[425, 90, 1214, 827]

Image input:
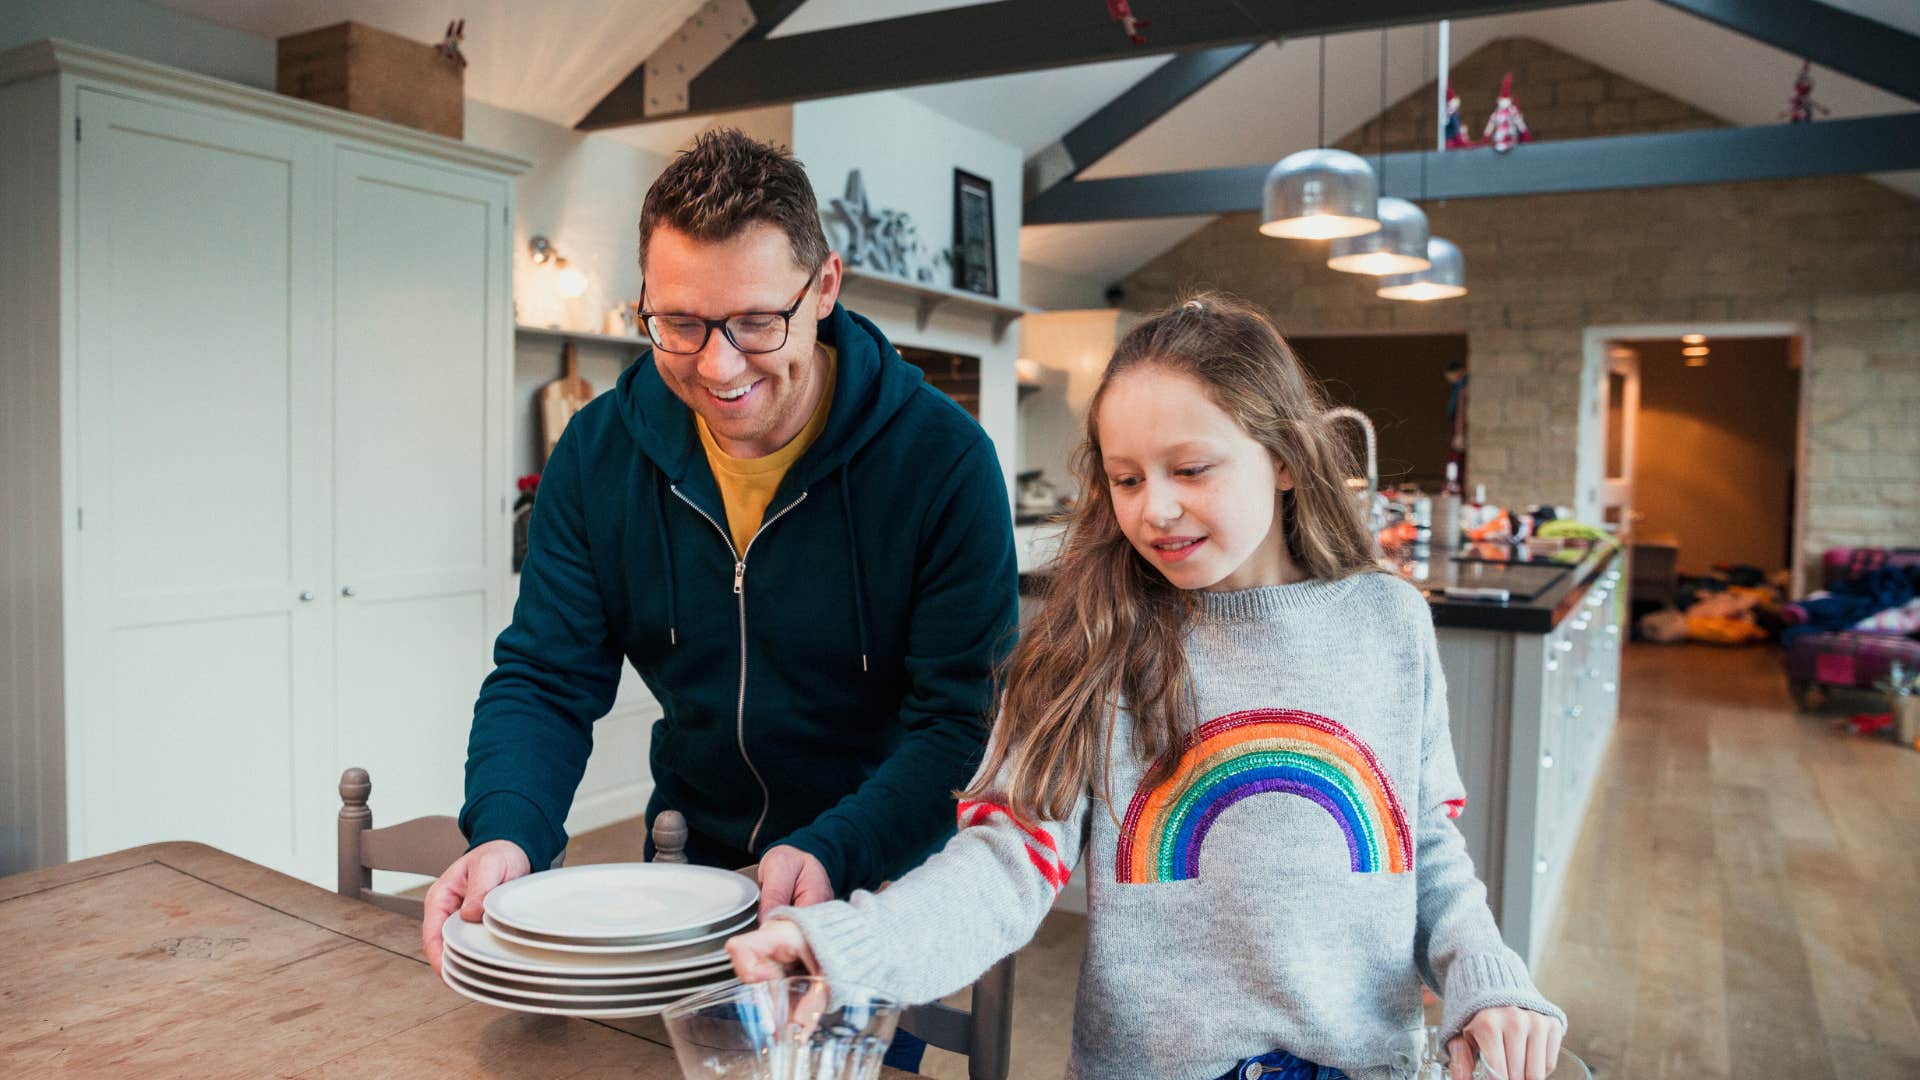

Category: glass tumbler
[662, 976, 903, 1080]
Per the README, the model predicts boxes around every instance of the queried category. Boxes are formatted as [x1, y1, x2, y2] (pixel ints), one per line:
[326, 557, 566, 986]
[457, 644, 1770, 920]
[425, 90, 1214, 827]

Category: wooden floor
[1533, 643, 1920, 1079]
[572, 642, 1920, 1078]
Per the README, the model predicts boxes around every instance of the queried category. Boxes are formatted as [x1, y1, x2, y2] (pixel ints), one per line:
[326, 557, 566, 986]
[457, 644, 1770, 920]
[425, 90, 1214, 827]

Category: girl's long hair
[966, 294, 1381, 822]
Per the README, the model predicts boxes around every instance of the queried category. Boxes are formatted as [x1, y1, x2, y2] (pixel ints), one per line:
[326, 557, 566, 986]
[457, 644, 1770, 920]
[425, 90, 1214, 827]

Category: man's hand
[421, 839, 532, 974]
[756, 845, 833, 917]
[1449, 1006, 1564, 1080]
[726, 917, 818, 983]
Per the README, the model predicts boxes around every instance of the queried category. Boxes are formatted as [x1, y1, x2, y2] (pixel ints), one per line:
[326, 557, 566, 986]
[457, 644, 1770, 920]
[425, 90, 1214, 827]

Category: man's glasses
[638, 270, 817, 355]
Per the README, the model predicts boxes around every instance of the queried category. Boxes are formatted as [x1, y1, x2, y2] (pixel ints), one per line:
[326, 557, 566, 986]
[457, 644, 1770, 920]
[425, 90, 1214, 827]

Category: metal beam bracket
[643, 0, 756, 118]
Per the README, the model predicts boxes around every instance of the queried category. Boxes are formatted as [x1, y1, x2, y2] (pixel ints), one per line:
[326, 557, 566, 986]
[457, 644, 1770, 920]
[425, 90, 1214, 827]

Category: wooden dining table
[1, 842, 915, 1077]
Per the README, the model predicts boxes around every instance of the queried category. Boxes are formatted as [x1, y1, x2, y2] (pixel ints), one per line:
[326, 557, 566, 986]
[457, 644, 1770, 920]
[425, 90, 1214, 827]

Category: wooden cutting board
[537, 341, 594, 466]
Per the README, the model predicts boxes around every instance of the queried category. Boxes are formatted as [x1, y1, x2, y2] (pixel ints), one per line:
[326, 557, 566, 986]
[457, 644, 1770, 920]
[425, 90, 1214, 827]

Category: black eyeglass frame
[637, 269, 818, 355]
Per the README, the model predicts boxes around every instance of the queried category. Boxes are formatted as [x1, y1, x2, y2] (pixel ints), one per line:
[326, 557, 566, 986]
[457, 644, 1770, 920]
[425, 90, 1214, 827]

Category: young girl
[728, 296, 1566, 1080]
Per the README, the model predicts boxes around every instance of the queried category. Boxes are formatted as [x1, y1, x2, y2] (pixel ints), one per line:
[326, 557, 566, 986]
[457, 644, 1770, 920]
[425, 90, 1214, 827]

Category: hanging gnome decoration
[1782, 60, 1829, 123]
[1106, 0, 1150, 45]
[1443, 82, 1477, 149]
[1482, 72, 1533, 153]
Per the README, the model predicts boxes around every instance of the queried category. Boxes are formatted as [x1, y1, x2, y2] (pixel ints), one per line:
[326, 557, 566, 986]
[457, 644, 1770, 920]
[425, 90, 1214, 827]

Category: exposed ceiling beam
[740, 0, 812, 43]
[578, 0, 1607, 130]
[1022, 112, 1920, 223]
[1026, 43, 1261, 202]
[1656, 0, 1920, 103]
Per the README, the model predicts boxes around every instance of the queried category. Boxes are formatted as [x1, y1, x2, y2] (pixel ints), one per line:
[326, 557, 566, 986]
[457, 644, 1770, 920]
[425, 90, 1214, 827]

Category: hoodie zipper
[670, 485, 809, 854]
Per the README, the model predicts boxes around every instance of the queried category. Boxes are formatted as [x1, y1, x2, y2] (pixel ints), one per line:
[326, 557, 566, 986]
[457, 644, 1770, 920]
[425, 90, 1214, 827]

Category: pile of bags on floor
[1782, 560, 1920, 645]
[1639, 577, 1786, 645]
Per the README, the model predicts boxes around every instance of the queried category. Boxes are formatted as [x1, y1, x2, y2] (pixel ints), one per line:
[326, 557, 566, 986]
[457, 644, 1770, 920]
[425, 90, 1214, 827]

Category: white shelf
[515, 324, 648, 350]
[840, 268, 1032, 343]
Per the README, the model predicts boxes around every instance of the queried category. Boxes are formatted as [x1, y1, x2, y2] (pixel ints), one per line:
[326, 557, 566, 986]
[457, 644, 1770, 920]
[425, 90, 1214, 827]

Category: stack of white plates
[439, 863, 757, 1018]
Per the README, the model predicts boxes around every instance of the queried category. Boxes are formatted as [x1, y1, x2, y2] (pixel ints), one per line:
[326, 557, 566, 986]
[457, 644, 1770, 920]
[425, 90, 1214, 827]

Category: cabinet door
[71, 90, 330, 878]
[327, 146, 508, 835]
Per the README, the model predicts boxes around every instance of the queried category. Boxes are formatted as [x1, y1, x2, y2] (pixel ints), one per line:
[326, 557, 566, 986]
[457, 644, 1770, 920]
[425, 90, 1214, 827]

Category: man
[422, 131, 1017, 988]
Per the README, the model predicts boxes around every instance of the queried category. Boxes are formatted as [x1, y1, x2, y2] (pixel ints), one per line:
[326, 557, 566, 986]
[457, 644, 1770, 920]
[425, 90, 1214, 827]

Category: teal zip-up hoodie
[461, 304, 1017, 893]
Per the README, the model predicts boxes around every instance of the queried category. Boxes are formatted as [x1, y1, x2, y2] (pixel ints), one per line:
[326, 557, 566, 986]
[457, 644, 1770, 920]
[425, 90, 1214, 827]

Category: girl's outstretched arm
[1408, 625, 1567, 1073]
[730, 774, 1089, 1005]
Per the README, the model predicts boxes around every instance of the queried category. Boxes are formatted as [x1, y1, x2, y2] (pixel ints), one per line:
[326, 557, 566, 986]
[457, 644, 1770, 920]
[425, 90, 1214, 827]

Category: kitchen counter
[1386, 538, 1624, 633]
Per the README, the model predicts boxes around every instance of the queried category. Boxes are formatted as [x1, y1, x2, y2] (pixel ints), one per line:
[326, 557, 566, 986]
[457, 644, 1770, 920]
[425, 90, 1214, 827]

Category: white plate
[483, 908, 754, 955]
[443, 951, 732, 1003]
[440, 957, 719, 1019]
[445, 950, 735, 989]
[483, 862, 757, 942]
[442, 912, 732, 977]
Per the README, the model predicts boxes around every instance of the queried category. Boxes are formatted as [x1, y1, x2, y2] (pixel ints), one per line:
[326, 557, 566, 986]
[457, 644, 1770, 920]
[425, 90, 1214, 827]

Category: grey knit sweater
[781, 572, 1564, 1080]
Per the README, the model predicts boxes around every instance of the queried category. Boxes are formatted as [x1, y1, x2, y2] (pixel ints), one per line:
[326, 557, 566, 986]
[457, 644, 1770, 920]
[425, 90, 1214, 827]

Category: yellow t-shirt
[696, 346, 836, 556]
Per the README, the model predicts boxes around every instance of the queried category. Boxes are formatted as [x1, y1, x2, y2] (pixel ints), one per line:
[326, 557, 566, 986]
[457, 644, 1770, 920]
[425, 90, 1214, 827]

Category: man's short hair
[638, 129, 829, 274]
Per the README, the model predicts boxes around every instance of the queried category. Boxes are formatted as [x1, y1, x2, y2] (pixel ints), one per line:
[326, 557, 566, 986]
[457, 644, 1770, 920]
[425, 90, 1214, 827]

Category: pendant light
[1328, 31, 1430, 274]
[1261, 37, 1380, 240]
[1377, 237, 1466, 300]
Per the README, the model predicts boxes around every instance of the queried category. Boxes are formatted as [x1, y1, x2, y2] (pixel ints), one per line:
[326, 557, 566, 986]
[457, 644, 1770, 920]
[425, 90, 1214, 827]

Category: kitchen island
[1390, 539, 1626, 965]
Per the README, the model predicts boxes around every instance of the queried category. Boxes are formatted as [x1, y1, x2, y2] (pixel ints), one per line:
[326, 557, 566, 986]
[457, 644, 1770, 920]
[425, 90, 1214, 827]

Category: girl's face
[1097, 365, 1301, 592]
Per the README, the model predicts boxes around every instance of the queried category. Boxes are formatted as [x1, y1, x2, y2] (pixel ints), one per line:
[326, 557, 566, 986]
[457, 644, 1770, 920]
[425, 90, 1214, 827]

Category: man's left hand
[757, 845, 833, 916]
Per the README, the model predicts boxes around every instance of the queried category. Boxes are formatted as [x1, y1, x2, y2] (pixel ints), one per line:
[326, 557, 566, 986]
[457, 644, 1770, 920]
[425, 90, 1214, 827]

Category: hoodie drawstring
[654, 479, 679, 646]
[838, 463, 872, 674]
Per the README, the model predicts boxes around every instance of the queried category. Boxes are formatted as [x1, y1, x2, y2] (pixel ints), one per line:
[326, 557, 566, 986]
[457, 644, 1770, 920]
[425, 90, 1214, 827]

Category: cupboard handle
[1541, 752, 1554, 769]
[298, 590, 315, 602]
[341, 585, 357, 598]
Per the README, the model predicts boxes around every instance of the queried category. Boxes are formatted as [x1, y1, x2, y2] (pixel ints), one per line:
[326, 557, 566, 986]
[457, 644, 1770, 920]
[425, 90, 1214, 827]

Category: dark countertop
[1387, 538, 1624, 633]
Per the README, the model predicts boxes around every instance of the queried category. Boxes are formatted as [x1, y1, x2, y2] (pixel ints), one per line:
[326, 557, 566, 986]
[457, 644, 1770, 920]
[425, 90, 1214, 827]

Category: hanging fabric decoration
[1482, 73, 1533, 153]
[1782, 60, 1829, 123]
[1105, 0, 1150, 44]
[1443, 82, 1477, 149]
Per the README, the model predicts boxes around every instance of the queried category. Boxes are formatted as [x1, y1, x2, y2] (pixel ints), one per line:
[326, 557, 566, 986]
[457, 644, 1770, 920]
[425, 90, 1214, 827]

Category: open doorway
[1594, 329, 1804, 598]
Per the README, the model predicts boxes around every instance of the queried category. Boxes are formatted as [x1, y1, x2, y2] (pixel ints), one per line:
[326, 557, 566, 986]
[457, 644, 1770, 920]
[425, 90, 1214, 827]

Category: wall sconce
[530, 235, 589, 299]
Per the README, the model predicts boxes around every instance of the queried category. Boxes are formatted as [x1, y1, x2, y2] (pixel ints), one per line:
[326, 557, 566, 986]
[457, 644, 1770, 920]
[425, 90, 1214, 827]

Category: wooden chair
[659, 810, 1018, 1080]
[336, 767, 470, 919]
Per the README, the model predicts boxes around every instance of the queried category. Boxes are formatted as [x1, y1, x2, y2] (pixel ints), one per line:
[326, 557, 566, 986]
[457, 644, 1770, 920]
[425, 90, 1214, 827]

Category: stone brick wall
[1123, 37, 1920, 579]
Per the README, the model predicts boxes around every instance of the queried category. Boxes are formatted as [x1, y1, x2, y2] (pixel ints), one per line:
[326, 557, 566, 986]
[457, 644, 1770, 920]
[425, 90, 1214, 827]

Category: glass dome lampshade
[1376, 237, 1466, 301]
[1327, 197, 1431, 275]
[1259, 148, 1381, 240]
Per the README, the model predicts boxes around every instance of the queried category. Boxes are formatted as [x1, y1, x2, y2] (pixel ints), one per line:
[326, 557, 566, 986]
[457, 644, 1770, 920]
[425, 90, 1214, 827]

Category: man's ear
[814, 250, 844, 319]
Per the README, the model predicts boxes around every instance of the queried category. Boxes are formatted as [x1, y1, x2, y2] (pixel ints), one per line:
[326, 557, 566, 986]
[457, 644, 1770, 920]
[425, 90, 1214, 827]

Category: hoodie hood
[614, 302, 926, 487]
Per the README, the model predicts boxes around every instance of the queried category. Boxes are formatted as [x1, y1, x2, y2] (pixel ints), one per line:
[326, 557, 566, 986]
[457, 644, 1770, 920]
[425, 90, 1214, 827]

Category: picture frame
[951, 168, 997, 298]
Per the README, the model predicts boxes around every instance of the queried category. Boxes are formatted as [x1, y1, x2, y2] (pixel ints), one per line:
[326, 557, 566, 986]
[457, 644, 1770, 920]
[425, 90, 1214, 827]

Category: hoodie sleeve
[460, 424, 623, 870]
[775, 437, 1017, 892]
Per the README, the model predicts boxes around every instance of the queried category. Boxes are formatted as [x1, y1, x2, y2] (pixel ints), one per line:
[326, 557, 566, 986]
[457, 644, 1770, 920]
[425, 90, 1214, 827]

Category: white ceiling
[149, 0, 1920, 285]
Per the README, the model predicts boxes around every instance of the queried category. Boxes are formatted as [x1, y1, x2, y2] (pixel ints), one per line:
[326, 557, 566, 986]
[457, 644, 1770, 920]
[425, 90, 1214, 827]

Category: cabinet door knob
[1557, 640, 1574, 653]
[1536, 857, 1549, 875]
[1569, 705, 1584, 719]
[341, 585, 357, 598]
[1605, 624, 1620, 635]
[1541, 752, 1555, 769]
[1604, 681, 1618, 694]
[298, 590, 315, 602]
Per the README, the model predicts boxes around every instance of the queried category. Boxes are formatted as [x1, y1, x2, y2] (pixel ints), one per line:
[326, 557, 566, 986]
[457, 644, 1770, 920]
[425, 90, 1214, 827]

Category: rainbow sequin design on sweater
[1117, 707, 1411, 883]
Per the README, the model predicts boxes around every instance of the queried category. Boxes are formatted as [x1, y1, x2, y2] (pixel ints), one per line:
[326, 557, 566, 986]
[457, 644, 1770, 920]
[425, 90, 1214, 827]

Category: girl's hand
[726, 918, 819, 983]
[1448, 1006, 1564, 1080]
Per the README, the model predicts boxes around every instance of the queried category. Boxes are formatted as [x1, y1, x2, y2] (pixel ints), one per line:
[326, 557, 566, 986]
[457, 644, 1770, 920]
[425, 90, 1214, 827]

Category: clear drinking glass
[662, 977, 903, 1080]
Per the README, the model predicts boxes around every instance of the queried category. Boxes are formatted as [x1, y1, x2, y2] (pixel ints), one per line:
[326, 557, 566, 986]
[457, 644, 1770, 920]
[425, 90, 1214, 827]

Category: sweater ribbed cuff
[1439, 951, 1568, 1046]
[773, 899, 902, 1000]
[460, 790, 563, 871]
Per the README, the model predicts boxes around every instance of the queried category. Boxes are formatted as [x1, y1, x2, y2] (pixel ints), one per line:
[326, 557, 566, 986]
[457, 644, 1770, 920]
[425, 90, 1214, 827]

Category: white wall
[1020, 261, 1111, 312]
[1015, 309, 1140, 493]
[791, 92, 1024, 503]
[0, 0, 275, 87]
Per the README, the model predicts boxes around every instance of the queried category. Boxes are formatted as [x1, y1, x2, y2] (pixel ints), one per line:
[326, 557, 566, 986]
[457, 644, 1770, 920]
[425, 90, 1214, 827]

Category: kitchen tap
[1323, 406, 1383, 535]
